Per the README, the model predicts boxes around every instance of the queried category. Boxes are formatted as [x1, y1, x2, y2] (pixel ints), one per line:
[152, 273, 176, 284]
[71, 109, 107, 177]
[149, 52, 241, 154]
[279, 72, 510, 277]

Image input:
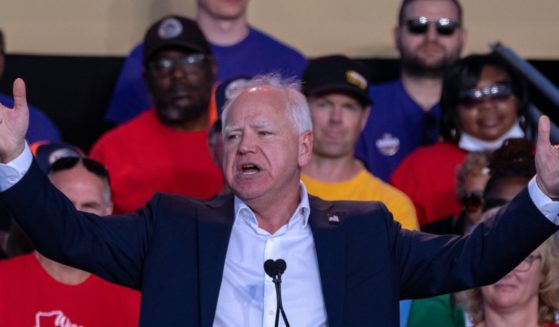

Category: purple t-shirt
[355, 79, 441, 182]
[104, 27, 307, 124]
[0, 93, 62, 143]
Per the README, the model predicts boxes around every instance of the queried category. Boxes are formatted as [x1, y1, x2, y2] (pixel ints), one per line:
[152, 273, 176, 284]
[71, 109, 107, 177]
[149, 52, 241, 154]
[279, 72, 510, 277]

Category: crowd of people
[0, 0, 558, 326]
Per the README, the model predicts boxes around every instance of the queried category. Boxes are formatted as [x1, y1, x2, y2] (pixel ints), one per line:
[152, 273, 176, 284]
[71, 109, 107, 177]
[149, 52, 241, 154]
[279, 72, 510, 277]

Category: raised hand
[0, 78, 29, 163]
[535, 115, 559, 199]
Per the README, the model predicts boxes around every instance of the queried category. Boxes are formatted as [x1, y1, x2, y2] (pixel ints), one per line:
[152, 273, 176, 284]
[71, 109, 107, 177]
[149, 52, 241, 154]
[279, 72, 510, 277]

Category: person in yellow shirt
[301, 55, 419, 230]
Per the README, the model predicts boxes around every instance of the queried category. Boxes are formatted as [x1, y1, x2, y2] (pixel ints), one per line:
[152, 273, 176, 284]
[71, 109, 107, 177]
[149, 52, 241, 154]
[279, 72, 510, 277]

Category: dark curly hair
[482, 138, 535, 210]
[440, 53, 529, 143]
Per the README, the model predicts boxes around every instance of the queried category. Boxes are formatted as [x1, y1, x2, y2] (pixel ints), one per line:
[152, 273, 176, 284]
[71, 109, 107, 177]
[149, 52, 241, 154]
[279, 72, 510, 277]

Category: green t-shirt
[407, 294, 465, 327]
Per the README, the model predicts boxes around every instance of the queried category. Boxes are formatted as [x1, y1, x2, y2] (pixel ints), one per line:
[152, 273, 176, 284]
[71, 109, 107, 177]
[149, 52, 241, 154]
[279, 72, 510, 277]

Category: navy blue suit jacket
[1, 161, 557, 326]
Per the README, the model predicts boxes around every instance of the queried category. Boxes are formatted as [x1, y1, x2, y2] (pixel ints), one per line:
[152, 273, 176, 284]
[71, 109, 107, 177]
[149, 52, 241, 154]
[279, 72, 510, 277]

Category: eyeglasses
[405, 17, 460, 36]
[458, 85, 513, 109]
[148, 53, 207, 77]
[48, 157, 110, 182]
[460, 191, 484, 212]
[514, 254, 541, 272]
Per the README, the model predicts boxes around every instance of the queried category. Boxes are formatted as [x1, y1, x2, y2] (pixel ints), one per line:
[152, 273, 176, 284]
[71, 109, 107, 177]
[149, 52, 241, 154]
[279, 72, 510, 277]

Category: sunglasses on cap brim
[48, 156, 110, 182]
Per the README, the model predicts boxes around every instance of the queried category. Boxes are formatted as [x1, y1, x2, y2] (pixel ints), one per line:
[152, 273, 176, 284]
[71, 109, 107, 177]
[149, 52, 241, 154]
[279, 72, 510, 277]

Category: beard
[155, 97, 210, 128]
[400, 42, 460, 78]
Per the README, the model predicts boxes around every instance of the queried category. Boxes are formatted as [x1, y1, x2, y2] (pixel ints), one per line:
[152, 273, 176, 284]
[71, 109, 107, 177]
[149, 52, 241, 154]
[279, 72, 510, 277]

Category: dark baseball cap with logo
[30, 141, 84, 173]
[143, 15, 211, 65]
[302, 55, 371, 106]
[215, 76, 252, 116]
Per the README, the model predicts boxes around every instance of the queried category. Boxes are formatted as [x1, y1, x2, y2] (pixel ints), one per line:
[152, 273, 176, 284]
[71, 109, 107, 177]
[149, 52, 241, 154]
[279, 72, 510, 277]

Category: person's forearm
[0, 142, 32, 191]
[527, 176, 559, 224]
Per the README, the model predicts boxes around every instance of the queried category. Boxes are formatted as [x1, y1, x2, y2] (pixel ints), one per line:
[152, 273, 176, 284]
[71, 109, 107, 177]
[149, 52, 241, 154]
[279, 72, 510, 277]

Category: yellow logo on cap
[345, 70, 367, 90]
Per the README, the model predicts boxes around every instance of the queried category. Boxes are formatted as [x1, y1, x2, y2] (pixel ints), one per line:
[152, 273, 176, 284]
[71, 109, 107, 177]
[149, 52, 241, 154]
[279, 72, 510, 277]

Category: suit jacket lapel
[198, 194, 235, 327]
[309, 196, 346, 327]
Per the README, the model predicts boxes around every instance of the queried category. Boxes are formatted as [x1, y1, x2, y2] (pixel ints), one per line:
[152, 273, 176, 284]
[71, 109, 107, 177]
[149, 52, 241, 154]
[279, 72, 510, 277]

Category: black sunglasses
[458, 85, 513, 109]
[406, 17, 460, 36]
[48, 157, 110, 182]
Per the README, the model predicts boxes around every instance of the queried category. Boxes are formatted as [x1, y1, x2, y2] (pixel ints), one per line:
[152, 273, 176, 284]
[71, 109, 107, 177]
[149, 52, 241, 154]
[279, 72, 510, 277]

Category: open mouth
[240, 163, 261, 175]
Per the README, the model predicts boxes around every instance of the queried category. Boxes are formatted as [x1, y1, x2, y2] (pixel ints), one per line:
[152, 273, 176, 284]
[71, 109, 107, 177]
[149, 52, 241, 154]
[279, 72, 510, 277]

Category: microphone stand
[264, 259, 290, 327]
[271, 271, 290, 327]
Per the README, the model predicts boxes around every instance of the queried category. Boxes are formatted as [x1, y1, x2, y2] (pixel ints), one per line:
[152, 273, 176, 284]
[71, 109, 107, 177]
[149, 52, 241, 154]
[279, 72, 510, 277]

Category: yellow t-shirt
[302, 169, 419, 230]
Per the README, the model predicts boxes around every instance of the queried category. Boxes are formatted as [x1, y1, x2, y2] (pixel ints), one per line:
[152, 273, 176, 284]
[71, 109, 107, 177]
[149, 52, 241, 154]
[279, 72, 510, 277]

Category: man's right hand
[0, 78, 29, 163]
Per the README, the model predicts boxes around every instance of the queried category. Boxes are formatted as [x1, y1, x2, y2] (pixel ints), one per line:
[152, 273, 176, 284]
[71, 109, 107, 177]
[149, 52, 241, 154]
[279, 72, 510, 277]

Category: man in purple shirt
[355, 0, 467, 181]
[105, 0, 307, 124]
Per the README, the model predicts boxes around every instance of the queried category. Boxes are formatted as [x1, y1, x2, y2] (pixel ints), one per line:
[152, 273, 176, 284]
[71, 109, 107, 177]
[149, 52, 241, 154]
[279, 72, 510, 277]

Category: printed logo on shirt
[35, 310, 82, 327]
[375, 133, 400, 156]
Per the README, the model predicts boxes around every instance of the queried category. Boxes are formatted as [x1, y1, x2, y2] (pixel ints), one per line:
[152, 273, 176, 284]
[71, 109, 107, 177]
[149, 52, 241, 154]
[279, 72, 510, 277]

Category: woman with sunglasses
[453, 151, 491, 235]
[391, 53, 530, 233]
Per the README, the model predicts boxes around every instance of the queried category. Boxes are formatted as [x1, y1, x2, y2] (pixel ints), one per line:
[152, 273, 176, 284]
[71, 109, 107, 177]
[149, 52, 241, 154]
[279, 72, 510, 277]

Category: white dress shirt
[1, 145, 558, 327]
[212, 187, 327, 326]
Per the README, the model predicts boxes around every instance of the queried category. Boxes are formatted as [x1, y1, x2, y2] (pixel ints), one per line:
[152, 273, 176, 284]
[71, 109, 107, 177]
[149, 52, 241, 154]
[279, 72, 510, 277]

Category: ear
[297, 130, 313, 168]
[104, 201, 114, 216]
[360, 106, 371, 132]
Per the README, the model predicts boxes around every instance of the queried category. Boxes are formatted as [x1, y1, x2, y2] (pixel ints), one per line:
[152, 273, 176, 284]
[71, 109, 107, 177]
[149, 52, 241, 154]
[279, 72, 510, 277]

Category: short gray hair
[48, 161, 112, 209]
[220, 74, 313, 134]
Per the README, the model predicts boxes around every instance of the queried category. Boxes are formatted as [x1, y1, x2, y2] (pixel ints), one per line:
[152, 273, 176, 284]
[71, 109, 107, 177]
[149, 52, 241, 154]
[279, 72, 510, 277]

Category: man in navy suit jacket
[0, 75, 558, 326]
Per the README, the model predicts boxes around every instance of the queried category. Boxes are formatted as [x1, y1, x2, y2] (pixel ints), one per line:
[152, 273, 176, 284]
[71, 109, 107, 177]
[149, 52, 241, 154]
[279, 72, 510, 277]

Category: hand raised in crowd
[535, 115, 559, 199]
[0, 78, 29, 163]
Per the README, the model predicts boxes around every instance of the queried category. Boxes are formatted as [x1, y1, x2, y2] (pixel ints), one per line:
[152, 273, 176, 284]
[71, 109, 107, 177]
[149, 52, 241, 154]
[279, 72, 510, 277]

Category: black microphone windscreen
[264, 259, 278, 278]
[276, 259, 287, 274]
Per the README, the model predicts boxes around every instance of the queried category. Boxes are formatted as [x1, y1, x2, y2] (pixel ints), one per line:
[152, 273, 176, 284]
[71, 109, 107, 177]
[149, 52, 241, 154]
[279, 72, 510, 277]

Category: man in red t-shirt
[0, 156, 140, 326]
[90, 16, 223, 213]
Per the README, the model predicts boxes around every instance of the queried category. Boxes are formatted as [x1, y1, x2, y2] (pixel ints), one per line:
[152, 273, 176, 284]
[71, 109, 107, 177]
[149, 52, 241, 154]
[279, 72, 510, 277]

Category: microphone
[263, 259, 290, 327]
[264, 259, 286, 279]
[264, 259, 279, 278]
[276, 259, 286, 275]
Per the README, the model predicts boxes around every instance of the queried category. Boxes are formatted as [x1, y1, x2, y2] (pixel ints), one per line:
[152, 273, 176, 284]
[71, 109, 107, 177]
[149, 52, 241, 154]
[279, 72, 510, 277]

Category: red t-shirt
[391, 142, 467, 226]
[91, 109, 223, 213]
[0, 253, 140, 326]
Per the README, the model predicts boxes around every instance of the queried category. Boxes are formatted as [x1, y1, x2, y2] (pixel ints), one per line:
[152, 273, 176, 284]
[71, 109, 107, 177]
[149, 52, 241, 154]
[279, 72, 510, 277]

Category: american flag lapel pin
[328, 213, 340, 225]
